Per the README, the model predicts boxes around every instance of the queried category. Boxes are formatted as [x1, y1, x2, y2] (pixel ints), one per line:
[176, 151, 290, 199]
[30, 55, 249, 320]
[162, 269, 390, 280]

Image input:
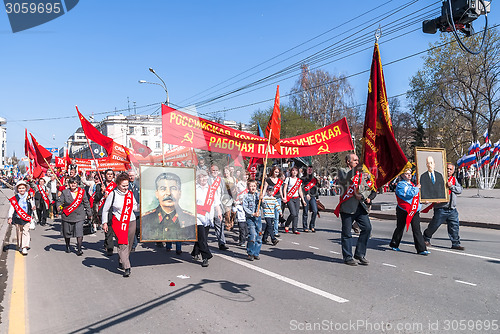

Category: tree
[289, 65, 360, 130]
[407, 29, 500, 162]
[389, 97, 415, 159]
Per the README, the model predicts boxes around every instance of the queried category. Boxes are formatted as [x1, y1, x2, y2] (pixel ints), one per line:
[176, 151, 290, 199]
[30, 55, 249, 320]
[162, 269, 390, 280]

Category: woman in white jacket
[102, 172, 138, 277]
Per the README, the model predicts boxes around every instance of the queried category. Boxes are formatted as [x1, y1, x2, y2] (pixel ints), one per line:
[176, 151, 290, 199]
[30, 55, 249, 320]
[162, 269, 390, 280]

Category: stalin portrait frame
[140, 166, 197, 242]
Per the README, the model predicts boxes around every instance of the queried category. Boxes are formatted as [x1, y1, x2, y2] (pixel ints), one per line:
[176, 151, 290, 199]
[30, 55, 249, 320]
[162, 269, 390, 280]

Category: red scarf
[272, 178, 283, 196]
[421, 176, 456, 213]
[113, 190, 134, 244]
[334, 171, 361, 217]
[28, 188, 35, 197]
[37, 184, 50, 208]
[89, 192, 96, 208]
[395, 181, 420, 231]
[98, 182, 117, 210]
[286, 178, 302, 201]
[9, 196, 32, 222]
[197, 177, 221, 215]
[63, 188, 84, 216]
[304, 177, 317, 191]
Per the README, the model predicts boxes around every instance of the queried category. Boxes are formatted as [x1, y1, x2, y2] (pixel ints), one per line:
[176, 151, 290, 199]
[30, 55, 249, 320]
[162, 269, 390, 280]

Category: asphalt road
[1, 204, 499, 334]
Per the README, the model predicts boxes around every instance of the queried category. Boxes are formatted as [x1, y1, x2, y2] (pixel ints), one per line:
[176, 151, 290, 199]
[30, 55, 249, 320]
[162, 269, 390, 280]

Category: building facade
[64, 113, 250, 159]
[0, 117, 6, 165]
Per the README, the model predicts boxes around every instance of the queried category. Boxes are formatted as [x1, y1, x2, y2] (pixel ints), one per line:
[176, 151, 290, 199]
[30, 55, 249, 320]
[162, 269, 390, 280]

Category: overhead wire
[189, 1, 440, 108]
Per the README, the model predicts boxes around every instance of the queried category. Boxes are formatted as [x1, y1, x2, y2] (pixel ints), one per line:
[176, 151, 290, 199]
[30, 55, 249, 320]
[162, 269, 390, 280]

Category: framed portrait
[140, 166, 197, 242]
[415, 147, 449, 203]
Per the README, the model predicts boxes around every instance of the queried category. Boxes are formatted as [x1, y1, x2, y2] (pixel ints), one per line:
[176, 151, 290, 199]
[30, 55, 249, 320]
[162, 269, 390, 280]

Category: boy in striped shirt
[262, 186, 282, 246]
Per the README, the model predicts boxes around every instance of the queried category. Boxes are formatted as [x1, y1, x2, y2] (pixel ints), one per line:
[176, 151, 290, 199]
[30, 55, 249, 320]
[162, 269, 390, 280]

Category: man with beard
[141, 172, 196, 241]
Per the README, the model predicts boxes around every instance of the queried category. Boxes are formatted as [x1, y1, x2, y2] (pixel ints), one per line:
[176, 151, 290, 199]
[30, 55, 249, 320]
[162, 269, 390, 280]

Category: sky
[1, 0, 498, 158]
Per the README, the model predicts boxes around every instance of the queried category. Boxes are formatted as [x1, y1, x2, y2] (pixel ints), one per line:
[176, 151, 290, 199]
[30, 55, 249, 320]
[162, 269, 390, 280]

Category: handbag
[83, 218, 93, 235]
[316, 199, 325, 211]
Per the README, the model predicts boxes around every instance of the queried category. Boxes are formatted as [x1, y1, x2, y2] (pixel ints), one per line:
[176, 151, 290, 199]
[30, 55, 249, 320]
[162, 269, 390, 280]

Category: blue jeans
[340, 204, 372, 261]
[246, 216, 262, 256]
[302, 196, 318, 230]
[423, 207, 461, 246]
[166, 241, 182, 252]
[274, 197, 281, 235]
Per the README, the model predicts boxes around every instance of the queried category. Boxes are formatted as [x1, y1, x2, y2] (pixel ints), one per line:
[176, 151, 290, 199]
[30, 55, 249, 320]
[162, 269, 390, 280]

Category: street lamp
[138, 67, 169, 106]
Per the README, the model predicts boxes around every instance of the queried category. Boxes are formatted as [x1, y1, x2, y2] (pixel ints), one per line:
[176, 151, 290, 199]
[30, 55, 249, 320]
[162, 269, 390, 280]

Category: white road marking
[414, 270, 433, 276]
[401, 244, 500, 262]
[215, 253, 349, 303]
[382, 263, 397, 268]
[291, 242, 300, 245]
[308, 246, 319, 250]
[455, 280, 477, 287]
[329, 250, 341, 255]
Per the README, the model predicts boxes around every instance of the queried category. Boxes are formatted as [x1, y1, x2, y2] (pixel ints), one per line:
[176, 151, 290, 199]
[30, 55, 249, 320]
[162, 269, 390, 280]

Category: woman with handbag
[7, 180, 36, 255]
[101, 172, 138, 277]
[57, 177, 92, 256]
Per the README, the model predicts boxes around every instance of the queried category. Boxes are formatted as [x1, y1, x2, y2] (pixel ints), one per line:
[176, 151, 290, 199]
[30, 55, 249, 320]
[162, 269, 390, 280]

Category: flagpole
[83, 136, 105, 186]
[257, 128, 273, 212]
[42, 157, 63, 186]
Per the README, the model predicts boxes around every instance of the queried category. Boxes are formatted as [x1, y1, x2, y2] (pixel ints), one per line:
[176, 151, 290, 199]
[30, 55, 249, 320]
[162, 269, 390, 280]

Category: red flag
[55, 156, 65, 168]
[130, 137, 152, 158]
[362, 43, 410, 189]
[25, 129, 36, 159]
[30, 134, 53, 169]
[265, 85, 281, 152]
[64, 148, 71, 168]
[77, 106, 114, 155]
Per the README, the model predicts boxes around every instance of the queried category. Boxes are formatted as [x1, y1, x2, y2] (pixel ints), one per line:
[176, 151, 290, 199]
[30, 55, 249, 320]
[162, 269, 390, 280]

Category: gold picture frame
[140, 165, 197, 242]
[414, 147, 449, 203]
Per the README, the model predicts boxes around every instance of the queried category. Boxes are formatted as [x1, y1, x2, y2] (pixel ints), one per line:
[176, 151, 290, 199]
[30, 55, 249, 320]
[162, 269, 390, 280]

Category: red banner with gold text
[161, 105, 353, 158]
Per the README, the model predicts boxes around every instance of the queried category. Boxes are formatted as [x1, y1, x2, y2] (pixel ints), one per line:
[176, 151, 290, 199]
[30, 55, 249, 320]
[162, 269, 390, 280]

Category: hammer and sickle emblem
[317, 143, 330, 154]
[181, 130, 194, 144]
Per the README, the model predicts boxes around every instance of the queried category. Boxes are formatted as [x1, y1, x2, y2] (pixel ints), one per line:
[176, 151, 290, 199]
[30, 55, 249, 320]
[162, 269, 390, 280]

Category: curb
[321, 209, 500, 230]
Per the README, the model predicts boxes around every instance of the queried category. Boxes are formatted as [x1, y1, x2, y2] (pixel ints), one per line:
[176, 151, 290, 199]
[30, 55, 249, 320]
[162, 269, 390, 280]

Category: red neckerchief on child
[63, 188, 84, 216]
[334, 171, 361, 217]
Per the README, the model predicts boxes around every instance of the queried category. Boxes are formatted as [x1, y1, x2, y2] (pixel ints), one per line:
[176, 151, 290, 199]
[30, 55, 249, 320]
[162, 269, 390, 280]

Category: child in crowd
[233, 172, 249, 247]
[242, 179, 262, 261]
[262, 186, 281, 246]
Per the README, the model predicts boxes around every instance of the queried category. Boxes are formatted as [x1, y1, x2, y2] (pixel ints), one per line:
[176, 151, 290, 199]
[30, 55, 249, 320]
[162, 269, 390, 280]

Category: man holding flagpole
[336, 153, 375, 266]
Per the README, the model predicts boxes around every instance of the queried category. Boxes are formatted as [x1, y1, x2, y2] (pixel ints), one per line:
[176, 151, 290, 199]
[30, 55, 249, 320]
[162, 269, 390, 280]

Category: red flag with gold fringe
[30, 134, 52, 169]
[362, 43, 410, 189]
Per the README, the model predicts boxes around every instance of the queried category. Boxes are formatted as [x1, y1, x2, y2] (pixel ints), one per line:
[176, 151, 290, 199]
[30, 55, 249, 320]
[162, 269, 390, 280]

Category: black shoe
[192, 254, 200, 261]
[176, 250, 182, 255]
[106, 249, 113, 256]
[201, 259, 209, 267]
[76, 250, 83, 256]
[65, 246, 70, 253]
[344, 259, 358, 266]
[123, 268, 130, 277]
[272, 239, 279, 246]
[274, 233, 281, 237]
[118, 262, 123, 270]
[131, 247, 136, 252]
[262, 240, 269, 244]
[451, 245, 465, 251]
[219, 244, 229, 251]
[354, 255, 369, 265]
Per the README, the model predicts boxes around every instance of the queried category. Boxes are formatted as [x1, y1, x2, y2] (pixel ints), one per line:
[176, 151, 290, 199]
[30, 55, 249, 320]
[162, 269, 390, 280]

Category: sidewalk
[319, 188, 500, 229]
